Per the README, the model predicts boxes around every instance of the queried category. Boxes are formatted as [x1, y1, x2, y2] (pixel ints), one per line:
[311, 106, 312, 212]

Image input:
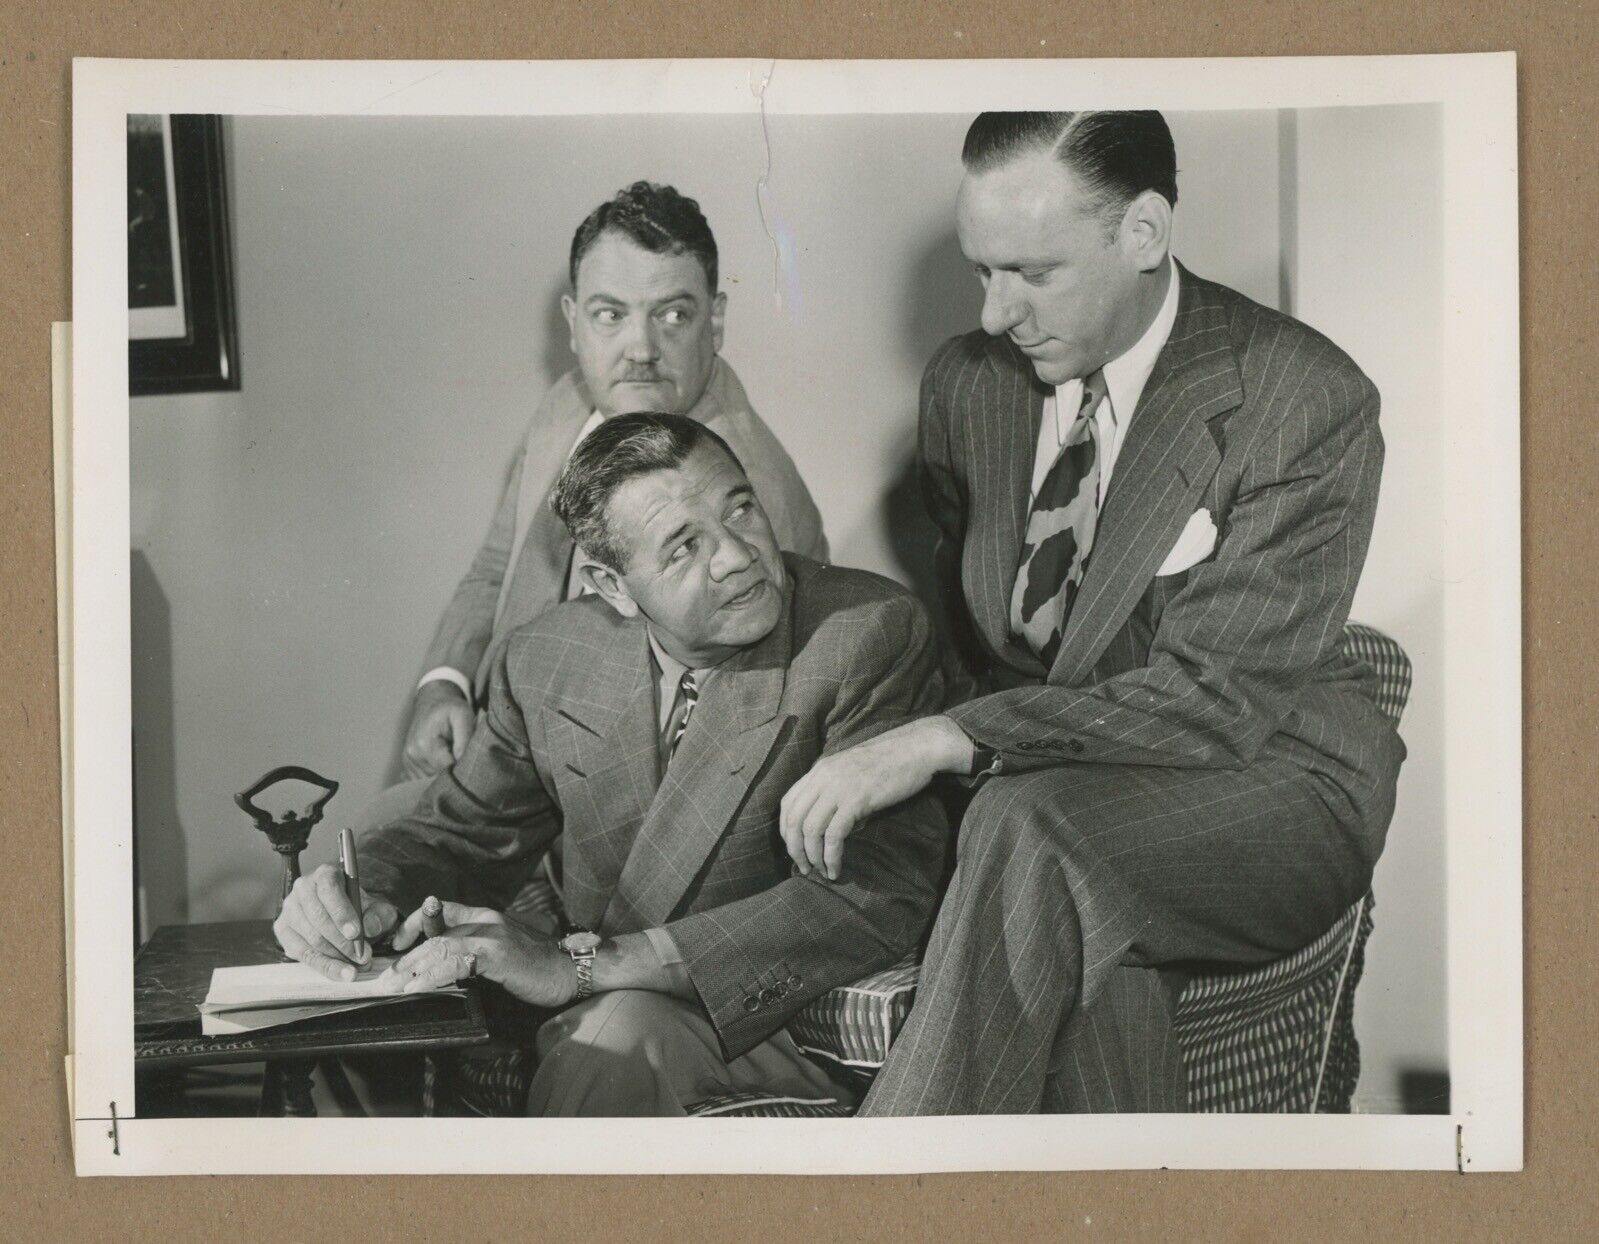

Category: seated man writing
[275, 412, 948, 1116]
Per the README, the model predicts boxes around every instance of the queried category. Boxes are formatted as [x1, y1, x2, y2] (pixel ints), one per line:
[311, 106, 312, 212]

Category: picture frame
[128, 113, 240, 396]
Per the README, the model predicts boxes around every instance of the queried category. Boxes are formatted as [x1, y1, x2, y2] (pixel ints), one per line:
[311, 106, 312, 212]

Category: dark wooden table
[135, 920, 490, 1116]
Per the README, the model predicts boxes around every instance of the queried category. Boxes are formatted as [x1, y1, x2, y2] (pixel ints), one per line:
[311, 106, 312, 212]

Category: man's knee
[528, 991, 721, 1117]
[537, 990, 693, 1061]
[958, 773, 1074, 865]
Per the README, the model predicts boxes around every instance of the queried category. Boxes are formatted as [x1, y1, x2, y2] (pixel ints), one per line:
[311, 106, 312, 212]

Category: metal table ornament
[234, 765, 340, 907]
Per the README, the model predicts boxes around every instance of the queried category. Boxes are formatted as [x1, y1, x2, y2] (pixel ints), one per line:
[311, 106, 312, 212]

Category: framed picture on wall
[128, 113, 240, 395]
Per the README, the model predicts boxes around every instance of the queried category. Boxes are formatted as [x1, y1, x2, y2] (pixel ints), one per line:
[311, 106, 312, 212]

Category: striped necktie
[664, 670, 699, 766]
[1010, 370, 1108, 669]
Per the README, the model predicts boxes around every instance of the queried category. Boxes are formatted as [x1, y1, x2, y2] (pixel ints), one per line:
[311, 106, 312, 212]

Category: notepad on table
[200, 957, 462, 1035]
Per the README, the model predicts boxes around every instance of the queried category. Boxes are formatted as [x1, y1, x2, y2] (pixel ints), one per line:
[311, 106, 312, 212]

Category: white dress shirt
[645, 627, 725, 736]
[1028, 262, 1181, 510]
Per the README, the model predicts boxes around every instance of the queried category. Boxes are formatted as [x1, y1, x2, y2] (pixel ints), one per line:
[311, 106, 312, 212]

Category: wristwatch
[558, 930, 602, 1001]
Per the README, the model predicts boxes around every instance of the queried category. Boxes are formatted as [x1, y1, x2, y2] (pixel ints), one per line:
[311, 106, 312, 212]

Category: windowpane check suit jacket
[361, 555, 950, 1059]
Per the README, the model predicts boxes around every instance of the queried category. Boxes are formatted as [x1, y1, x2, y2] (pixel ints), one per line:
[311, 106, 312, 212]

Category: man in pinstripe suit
[279, 412, 947, 1115]
[780, 111, 1406, 1114]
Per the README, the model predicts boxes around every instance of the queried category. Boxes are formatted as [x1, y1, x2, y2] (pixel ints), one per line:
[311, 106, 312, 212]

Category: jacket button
[787, 974, 802, 989]
[1068, 739, 1085, 754]
[742, 995, 760, 1013]
[759, 987, 777, 1004]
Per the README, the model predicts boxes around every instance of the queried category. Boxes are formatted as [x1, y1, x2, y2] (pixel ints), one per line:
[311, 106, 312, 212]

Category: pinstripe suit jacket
[926, 264, 1404, 821]
[361, 554, 949, 1059]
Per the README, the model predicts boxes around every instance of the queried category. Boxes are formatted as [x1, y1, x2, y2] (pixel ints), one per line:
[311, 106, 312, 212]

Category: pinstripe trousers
[858, 754, 1385, 1115]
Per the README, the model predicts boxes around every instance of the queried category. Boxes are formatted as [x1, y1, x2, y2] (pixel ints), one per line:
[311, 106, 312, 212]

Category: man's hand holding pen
[268, 833, 580, 1003]
[272, 859, 399, 981]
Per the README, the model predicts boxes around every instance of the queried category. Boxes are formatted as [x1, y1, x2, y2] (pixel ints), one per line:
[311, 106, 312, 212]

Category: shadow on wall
[898, 225, 984, 377]
[882, 225, 984, 619]
[133, 553, 300, 926]
[131, 550, 189, 939]
[535, 275, 573, 387]
[1398, 1067, 1451, 1114]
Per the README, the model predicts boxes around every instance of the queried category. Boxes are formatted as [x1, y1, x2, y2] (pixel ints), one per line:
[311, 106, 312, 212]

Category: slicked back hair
[961, 111, 1179, 225]
[550, 411, 746, 572]
[568, 181, 719, 294]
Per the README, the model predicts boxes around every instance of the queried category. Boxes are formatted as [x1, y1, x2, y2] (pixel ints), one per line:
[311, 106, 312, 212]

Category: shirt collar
[1060, 260, 1180, 425]
[645, 626, 724, 686]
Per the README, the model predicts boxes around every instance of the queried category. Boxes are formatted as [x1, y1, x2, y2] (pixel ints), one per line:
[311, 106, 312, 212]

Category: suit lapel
[540, 621, 659, 922]
[982, 340, 1050, 659]
[606, 580, 792, 930]
[1050, 270, 1241, 686]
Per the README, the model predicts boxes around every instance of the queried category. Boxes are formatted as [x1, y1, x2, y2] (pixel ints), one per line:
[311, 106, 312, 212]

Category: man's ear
[561, 293, 578, 354]
[580, 558, 640, 620]
[1121, 190, 1173, 274]
[710, 290, 727, 354]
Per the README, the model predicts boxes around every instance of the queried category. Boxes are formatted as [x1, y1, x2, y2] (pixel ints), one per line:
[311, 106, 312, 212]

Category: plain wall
[1287, 104, 1447, 1113]
[130, 107, 1442, 1106]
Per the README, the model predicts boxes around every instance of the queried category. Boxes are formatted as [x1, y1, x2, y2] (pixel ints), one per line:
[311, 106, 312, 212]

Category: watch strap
[571, 953, 594, 1001]
[560, 932, 599, 1001]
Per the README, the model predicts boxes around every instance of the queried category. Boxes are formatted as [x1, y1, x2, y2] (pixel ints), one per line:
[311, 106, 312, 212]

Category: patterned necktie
[1010, 370, 1109, 668]
[663, 670, 699, 767]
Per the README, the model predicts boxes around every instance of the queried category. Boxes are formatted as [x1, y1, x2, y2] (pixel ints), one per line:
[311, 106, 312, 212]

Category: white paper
[201, 957, 454, 1011]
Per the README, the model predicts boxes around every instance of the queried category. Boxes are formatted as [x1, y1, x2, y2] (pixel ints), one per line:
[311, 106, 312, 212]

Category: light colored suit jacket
[423, 357, 830, 698]
[362, 555, 948, 1059]
[923, 263, 1404, 822]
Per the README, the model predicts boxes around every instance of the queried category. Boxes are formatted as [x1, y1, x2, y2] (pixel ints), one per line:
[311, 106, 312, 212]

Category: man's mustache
[617, 367, 666, 383]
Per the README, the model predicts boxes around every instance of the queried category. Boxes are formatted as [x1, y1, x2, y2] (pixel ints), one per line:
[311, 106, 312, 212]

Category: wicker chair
[427, 623, 1411, 1117]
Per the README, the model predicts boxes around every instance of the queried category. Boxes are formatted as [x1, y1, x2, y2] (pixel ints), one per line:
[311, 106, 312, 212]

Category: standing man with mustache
[780, 111, 1405, 1114]
[370, 182, 828, 829]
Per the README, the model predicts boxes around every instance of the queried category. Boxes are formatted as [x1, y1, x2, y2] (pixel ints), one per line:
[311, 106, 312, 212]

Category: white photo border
[69, 53, 1521, 1175]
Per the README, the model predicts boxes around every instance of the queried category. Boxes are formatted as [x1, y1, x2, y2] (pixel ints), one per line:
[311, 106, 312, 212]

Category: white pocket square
[1156, 508, 1217, 576]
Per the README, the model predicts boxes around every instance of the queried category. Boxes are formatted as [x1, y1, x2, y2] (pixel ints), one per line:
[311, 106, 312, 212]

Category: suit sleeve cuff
[640, 926, 697, 998]
[642, 925, 684, 966]
[417, 666, 474, 705]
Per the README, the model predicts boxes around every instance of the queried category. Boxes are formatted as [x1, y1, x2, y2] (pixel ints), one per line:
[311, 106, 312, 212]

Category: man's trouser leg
[1038, 961, 1191, 1113]
[527, 990, 857, 1117]
[859, 754, 1389, 1116]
